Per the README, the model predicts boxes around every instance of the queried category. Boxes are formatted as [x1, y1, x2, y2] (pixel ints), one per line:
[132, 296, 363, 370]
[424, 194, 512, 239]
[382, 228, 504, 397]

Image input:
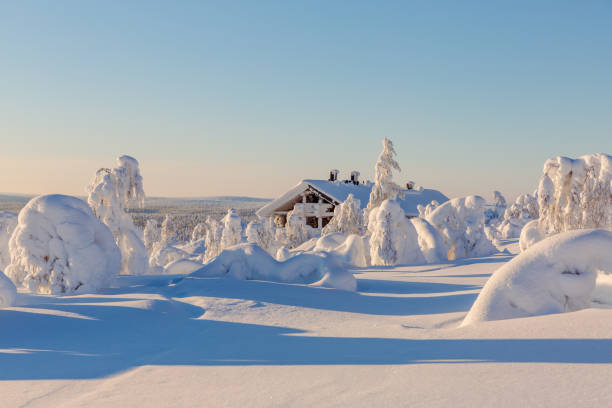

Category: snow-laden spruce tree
[538, 153, 611, 234]
[203, 217, 224, 263]
[366, 138, 404, 215]
[6, 195, 121, 294]
[191, 222, 208, 242]
[498, 193, 539, 239]
[425, 196, 497, 260]
[322, 194, 365, 236]
[246, 217, 277, 255]
[87, 155, 148, 275]
[0, 211, 18, 270]
[159, 215, 177, 248]
[368, 200, 424, 266]
[143, 219, 160, 255]
[220, 209, 243, 249]
[284, 209, 310, 249]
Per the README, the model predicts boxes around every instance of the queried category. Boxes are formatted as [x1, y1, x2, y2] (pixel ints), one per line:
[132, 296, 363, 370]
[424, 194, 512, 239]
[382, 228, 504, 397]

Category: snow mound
[426, 196, 497, 260]
[518, 219, 544, 252]
[164, 258, 205, 275]
[191, 243, 357, 291]
[462, 229, 612, 325]
[6, 194, 121, 294]
[0, 211, 18, 270]
[0, 270, 16, 307]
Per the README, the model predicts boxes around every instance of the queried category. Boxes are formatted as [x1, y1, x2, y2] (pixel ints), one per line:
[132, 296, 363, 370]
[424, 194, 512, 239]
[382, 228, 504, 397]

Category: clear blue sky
[1, 1, 610, 201]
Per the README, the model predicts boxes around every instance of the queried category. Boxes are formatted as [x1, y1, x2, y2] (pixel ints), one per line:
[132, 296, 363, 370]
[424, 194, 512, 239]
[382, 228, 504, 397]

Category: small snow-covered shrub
[0, 270, 16, 307]
[0, 211, 18, 270]
[538, 153, 611, 234]
[518, 219, 544, 252]
[366, 138, 404, 216]
[283, 209, 310, 249]
[417, 200, 440, 218]
[368, 200, 424, 266]
[143, 219, 161, 255]
[87, 155, 148, 275]
[322, 194, 365, 236]
[426, 196, 497, 260]
[6, 194, 120, 295]
[203, 217, 224, 263]
[498, 193, 539, 239]
[191, 243, 356, 291]
[462, 229, 612, 325]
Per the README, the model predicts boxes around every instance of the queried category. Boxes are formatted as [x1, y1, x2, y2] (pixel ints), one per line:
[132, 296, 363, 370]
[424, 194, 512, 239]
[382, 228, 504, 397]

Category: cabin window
[306, 217, 318, 228]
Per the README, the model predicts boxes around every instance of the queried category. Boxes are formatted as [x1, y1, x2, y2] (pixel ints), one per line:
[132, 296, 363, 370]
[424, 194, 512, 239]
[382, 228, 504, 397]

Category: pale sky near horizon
[1, 1, 611, 202]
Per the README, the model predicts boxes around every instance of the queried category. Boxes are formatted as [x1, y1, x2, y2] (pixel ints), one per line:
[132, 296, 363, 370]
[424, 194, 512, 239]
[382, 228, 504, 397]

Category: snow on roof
[256, 179, 449, 218]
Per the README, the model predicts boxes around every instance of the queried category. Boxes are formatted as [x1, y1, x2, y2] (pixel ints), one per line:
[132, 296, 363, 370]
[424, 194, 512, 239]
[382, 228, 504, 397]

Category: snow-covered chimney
[406, 181, 414, 190]
[329, 169, 339, 182]
[350, 171, 360, 185]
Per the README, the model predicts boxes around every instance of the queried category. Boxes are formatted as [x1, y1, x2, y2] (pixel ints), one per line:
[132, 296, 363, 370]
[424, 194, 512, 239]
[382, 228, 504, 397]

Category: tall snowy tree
[322, 194, 364, 236]
[366, 138, 404, 215]
[203, 217, 223, 263]
[87, 155, 148, 275]
[220, 209, 243, 249]
[143, 219, 160, 256]
[538, 153, 611, 234]
[246, 217, 277, 254]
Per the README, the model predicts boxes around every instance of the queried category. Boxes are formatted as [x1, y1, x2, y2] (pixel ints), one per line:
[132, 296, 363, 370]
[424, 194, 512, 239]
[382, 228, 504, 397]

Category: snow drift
[425, 196, 497, 260]
[462, 229, 612, 325]
[5, 194, 121, 295]
[191, 243, 357, 291]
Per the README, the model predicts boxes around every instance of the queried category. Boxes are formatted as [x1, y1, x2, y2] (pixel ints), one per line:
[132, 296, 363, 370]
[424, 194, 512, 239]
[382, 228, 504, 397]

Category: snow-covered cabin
[257, 171, 448, 230]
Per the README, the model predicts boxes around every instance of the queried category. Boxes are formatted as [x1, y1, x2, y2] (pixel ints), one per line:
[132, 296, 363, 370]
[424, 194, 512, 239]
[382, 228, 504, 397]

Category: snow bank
[538, 153, 611, 234]
[426, 196, 497, 260]
[191, 243, 356, 291]
[6, 194, 121, 294]
[0, 211, 18, 270]
[0, 270, 16, 307]
[368, 200, 425, 266]
[462, 229, 612, 325]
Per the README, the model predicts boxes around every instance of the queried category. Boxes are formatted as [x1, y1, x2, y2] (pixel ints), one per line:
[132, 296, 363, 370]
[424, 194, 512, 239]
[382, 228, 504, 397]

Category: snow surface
[5, 195, 120, 295]
[2, 237, 612, 407]
[463, 229, 612, 325]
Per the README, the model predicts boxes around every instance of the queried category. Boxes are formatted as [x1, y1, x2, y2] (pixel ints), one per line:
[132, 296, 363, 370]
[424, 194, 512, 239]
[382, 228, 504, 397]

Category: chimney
[406, 181, 414, 190]
[329, 169, 339, 182]
[350, 171, 360, 185]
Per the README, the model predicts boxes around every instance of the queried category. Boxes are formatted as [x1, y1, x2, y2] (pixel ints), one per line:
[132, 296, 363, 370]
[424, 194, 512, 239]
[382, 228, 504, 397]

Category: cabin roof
[256, 179, 448, 218]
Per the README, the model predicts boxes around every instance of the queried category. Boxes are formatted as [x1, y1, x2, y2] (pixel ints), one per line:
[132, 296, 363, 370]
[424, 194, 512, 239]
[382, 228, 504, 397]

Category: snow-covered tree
[203, 217, 224, 263]
[498, 193, 539, 239]
[143, 219, 161, 255]
[368, 200, 424, 266]
[0, 270, 16, 307]
[191, 222, 208, 242]
[246, 217, 277, 255]
[538, 153, 611, 234]
[366, 138, 404, 215]
[322, 194, 365, 236]
[0, 211, 18, 270]
[284, 209, 310, 249]
[87, 155, 148, 275]
[220, 209, 243, 249]
[160, 215, 176, 248]
[6, 195, 121, 294]
[425, 196, 497, 260]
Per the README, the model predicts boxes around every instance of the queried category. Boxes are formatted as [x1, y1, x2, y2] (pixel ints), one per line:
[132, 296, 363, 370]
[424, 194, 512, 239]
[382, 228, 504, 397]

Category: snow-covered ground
[2, 240, 612, 407]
